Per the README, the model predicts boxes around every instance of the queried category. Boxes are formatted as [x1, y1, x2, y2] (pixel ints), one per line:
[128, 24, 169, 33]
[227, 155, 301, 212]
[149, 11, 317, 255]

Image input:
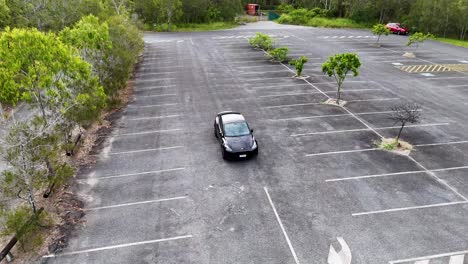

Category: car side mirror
[250, 129, 254, 133]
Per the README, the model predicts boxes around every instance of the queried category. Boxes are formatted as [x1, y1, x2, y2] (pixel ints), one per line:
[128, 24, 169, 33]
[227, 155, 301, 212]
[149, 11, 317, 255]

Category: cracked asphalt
[43, 22, 468, 264]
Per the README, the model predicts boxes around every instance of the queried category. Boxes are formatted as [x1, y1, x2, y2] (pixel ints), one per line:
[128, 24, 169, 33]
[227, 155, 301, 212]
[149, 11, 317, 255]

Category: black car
[214, 111, 258, 160]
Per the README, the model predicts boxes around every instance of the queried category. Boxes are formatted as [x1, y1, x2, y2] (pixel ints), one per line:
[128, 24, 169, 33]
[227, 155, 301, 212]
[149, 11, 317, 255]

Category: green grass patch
[431, 37, 468, 48]
[379, 139, 398, 150]
[306, 17, 369, 28]
[149, 22, 238, 32]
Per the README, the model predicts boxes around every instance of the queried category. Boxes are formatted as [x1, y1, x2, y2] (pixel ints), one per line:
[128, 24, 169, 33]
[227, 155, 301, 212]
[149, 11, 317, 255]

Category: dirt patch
[323, 98, 347, 107]
[403, 52, 416, 58]
[293, 75, 310, 80]
[376, 137, 413, 156]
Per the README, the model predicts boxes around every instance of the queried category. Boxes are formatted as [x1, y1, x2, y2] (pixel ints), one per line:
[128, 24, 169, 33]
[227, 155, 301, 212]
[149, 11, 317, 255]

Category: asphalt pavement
[43, 21, 468, 264]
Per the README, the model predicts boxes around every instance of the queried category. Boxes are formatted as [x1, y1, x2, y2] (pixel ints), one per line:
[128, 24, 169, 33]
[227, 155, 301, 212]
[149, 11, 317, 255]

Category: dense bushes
[277, 6, 347, 27]
[249, 33, 274, 50]
[266, 47, 289, 62]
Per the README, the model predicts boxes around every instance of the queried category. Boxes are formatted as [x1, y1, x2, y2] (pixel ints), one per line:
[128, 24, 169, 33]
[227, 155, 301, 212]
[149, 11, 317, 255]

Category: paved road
[43, 22, 468, 264]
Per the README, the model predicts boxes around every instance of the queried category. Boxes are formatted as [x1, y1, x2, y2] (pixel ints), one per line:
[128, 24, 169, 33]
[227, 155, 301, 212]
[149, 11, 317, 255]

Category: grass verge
[431, 37, 468, 48]
[306, 17, 369, 28]
[149, 22, 238, 32]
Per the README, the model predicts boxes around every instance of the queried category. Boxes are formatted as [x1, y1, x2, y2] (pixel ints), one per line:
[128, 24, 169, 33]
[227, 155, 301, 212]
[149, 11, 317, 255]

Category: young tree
[289, 56, 308, 77]
[406, 32, 434, 49]
[322, 53, 361, 105]
[372, 23, 390, 44]
[153, 0, 183, 32]
[388, 103, 421, 142]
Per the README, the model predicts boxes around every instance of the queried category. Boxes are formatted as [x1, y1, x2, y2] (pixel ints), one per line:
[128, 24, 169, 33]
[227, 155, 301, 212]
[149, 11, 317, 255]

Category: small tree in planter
[389, 103, 421, 144]
[289, 56, 308, 77]
[248, 32, 274, 51]
[372, 24, 390, 46]
[266, 47, 289, 62]
[322, 53, 361, 106]
[404, 32, 434, 57]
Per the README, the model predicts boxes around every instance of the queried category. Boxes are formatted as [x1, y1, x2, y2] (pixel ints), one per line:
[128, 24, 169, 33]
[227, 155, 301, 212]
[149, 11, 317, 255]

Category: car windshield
[224, 122, 250, 137]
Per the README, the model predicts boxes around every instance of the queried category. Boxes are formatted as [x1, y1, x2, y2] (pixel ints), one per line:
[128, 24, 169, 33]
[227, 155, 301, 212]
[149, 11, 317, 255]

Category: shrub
[154, 23, 178, 32]
[289, 56, 308, 76]
[277, 3, 294, 14]
[266, 47, 289, 62]
[307, 17, 366, 28]
[248, 32, 274, 51]
[288, 8, 309, 24]
[277, 14, 293, 24]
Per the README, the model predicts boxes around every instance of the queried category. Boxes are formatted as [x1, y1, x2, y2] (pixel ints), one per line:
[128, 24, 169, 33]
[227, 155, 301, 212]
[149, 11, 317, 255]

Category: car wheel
[397, 31, 401, 35]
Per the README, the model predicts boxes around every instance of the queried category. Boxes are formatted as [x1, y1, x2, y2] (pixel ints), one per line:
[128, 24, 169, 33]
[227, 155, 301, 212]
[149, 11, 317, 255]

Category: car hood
[225, 135, 253, 152]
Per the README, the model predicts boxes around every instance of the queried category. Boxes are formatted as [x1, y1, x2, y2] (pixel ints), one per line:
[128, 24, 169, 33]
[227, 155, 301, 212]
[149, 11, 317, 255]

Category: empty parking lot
[43, 22, 468, 264]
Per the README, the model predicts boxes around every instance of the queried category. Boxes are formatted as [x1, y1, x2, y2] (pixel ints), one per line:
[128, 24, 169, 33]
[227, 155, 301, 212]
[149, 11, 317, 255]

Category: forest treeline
[0, 0, 143, 253]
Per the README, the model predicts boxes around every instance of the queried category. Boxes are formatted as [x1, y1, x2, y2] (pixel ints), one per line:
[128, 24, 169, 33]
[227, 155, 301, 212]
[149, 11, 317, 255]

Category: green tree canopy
[322, 53, 361, 104]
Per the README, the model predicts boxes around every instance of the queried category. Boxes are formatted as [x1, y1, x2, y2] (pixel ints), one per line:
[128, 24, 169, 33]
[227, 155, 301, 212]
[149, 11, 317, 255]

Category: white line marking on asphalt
[263, 98, 399, 109]
[136, 93, 177, 98]
[389, 250, 468, 263]
[264, 187, 300, 264]
[326, 171, 426, 182]
[259, 89, 380, 98]
[136, 78, 175, 83]
[136, 85, 177, 91]
[407, 155, 468, 201]
[427, 76, 468, 80]
[137, 71, 176, 75]
[415, 140, 468, 147]
[292, 123, 449, 137]
[251, 83, 310, 89]
[447, 85, 468, 88]
[449, 255, 465, 264]
[431, 166, 468, 172]
[109, 146, 183, 155]
[310, 81, 371, 85]
[96, 168, 186, 180]
[85, 196, 188, 211]
[42, 235, 193, 258]
[305, 148, 378, 157]
[127, 103, 178, 108]
[116, 129, 182, 137]
[127, 114, 180, 121]
[352, 201, 468, 216]
[239, 70, 291, 75]
[270, 111, 396, 121]
[236, 65, 280, 69]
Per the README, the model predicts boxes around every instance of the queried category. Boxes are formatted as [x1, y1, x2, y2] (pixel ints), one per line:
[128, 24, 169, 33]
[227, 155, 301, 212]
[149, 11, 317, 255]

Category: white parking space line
[251, 83, 310, 89]
[389, 250, 468, 264]
[310, 81, 372, 85]
[116, 129, 182, 137]
[447, 85, 468, 88]
[431, 166, 468, 172]
[270, 110, 396, 121]
[263, 98, 399, 109]
[259, 89, 380, 98]
[95, 168, 186, 180]
[449, 255, 465, 264]
[415, 140, 468, 147]
[84, 196, 188, 211]
[236, 65, 281, 69]
[136, 71, 176, 75]
[292, 123, 449, 137]
[127, 103, 178, 108]
[136, 78, 176, 83]
[264, 187, 301, 264]
[126, 114, 180, 121]
[352, 201, 468, 216]
[325, 171, 426, 182]
[427, 76, 468, 80]
[239, 70, 291, 75]
[42, 235, 193, 258]
[305, 148, 378, 157]
[229, 60, 268, 64]
[136, 93, 177, 98]
[136, 85, 177, 91]
[109, 146, 183, 155]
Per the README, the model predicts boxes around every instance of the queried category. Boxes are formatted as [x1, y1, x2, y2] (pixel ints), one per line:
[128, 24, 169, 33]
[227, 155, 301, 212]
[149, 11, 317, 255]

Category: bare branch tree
[388, 103, 422, 142]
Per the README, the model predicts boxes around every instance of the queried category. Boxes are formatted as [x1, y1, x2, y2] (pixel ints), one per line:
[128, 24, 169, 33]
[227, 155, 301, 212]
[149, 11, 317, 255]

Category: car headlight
[251, 140, 257, 150]
[223, 141, 233, 152]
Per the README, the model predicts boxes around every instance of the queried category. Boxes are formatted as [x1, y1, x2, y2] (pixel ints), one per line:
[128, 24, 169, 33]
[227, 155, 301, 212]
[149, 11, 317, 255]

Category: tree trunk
[337, 82, 342, 105]
[396, 122, 405, 141]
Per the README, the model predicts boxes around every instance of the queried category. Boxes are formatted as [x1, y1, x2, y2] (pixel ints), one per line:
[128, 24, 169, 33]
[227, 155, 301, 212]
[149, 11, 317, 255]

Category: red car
[386, 23, 409, 35]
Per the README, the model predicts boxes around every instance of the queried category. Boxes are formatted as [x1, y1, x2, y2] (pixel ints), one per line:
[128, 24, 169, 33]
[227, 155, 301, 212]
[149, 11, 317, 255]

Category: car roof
[221, 113, 245, 124]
